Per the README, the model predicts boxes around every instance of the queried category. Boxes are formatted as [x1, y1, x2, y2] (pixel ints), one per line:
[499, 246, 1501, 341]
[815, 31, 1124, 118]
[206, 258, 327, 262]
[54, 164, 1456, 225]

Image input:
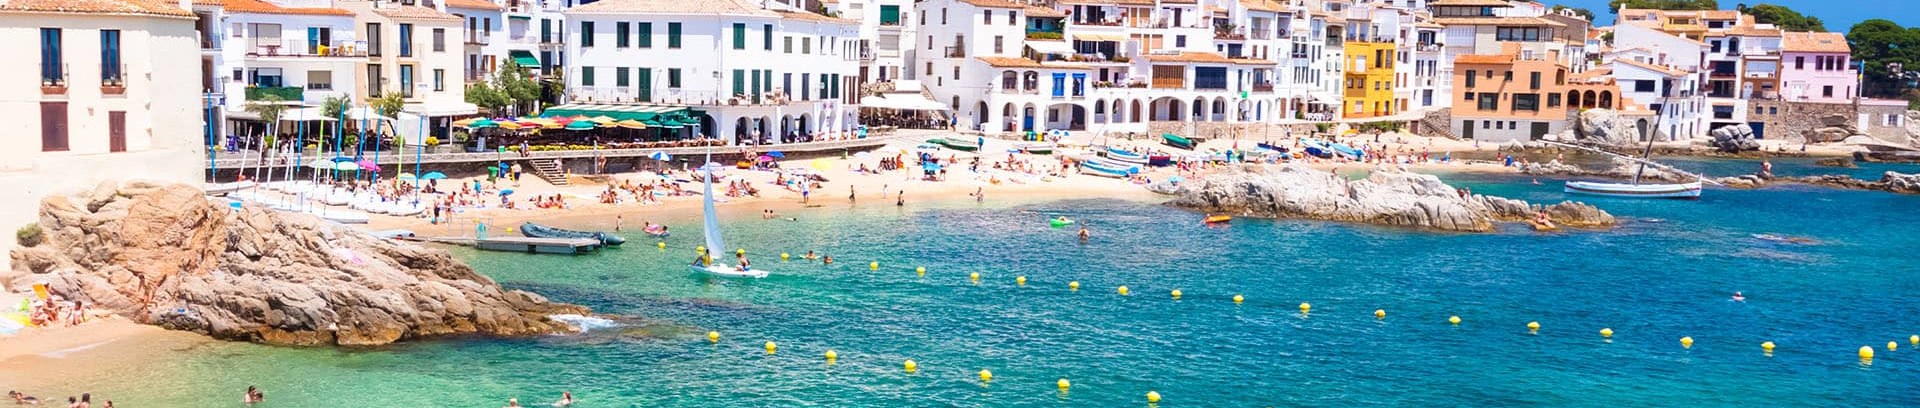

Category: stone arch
[1566, 90, 1581, 109]
[1192, 97, 1207, 121]
[1213, 97, 1229, 121]
[733, 117, 751, 143]
[1582, 90, 1597, 109]
[797, 112, 812, 138]
[1598, 90, 1613, 109]
[974, 101, 988, 130]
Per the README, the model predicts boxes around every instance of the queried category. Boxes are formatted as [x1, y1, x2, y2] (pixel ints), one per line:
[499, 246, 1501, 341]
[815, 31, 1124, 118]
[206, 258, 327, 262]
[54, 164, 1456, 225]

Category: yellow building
[1343, 40, 1397, 119]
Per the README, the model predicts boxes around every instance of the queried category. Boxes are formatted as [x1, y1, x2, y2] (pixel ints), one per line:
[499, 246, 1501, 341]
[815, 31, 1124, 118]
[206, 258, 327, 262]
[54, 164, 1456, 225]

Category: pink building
[1778, 31, 1857, 103]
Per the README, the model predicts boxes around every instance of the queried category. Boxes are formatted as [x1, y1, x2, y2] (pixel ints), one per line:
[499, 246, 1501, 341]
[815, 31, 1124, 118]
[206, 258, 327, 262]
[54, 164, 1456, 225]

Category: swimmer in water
[1077, 226, 1090, 241]
[822, 255, 834, 264]
[1531, 178, 1541, 185]
[1732, 291, 1746, 302]
[804, 250, 818, 260]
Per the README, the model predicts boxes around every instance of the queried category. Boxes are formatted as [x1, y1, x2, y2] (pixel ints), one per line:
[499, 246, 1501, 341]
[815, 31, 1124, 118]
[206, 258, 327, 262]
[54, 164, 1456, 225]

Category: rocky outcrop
[1814, 157, 1858, 168]
[1546, 109, 1640, 146]
[1803, 113, 1865, 143]
[1709, 124, 1761, 153]
[1714, 171, 1920, 194]
[1520, 158, 1692, 183]
[1167, 164, 1615, 232]
[5, 182, 587, 346]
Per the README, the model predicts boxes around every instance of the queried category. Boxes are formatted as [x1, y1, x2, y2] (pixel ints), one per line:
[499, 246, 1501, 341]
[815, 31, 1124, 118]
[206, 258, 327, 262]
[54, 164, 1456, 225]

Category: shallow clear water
[59, 175, 1920, 406]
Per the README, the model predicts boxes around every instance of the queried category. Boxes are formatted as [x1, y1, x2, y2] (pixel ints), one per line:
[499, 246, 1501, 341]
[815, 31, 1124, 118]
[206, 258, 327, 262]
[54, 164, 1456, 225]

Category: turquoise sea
[52, 159, 1920, 406]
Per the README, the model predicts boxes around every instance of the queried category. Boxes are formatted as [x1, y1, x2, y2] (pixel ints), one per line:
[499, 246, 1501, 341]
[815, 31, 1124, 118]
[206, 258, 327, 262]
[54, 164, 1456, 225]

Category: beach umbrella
[549, 116, 573, 125]
[499, 189, 515, 196]
[421, 171, 447, 180]
[810, 159, 831, 170]
[451, 118, 479, 127]
[496, 121, 524, 130]
[588, 115, 617, 124]
[765, 151, 786, 158]
[647, 151, 672, 161]
[616, 119, 649, 129]
[357, 159, 379, 172]
[396, 172, 417, 182]
[463, 119, 499, 129]
[334, 161, 360, 171]
[565, 121, 597, 131]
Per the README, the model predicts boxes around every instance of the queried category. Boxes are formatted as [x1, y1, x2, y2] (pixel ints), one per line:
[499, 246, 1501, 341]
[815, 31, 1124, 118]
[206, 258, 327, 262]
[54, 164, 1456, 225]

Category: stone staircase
[527, 158, 568, 186]
[1414, 109, 1456, 139]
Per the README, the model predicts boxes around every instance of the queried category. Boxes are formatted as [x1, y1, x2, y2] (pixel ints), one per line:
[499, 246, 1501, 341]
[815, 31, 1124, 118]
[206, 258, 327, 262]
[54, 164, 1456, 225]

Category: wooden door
[40, 102, 68, 152]
[109, 111, 127, 152]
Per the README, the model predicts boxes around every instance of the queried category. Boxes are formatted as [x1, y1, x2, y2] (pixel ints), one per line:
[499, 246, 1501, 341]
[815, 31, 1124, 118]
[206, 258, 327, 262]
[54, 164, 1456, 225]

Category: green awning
[540, 103, 691, 122]
[509, 50, 539, 68]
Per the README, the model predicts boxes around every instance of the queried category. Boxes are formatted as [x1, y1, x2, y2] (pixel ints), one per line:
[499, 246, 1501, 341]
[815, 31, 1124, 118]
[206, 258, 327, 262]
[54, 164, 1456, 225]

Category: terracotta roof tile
[774, 10, 858, 25]
[1238, 0, 1284, 13]
[977, 56, 1043, 68]
[374, 5, 460, 20]
[1782, 31, 1849, 53]
[1023, 5, 1065, 18]
[444, 0, 501, 11]
[217, 0, 352, 16]
[1454, 54, 1514, 65]
[1614, 59, 1688, 77]
[568, 0, 777, 16]
[0, 0, 191, 17]
[1230, 58, 1276, 66]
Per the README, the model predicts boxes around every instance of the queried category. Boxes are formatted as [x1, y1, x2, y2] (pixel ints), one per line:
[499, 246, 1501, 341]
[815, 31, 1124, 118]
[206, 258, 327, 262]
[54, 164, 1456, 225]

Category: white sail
[700, 163, 725, 256]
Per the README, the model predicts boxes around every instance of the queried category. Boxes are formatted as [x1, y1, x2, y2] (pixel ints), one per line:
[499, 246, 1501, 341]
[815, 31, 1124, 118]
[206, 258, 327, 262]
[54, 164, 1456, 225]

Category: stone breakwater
[1167, 164, 1615, 232]
[5, 182, 587, 346]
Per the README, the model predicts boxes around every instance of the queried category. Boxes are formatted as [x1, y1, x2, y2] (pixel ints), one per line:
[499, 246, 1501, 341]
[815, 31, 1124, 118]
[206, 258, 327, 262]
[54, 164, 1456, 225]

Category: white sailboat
[689, 158, 768, 278]
[1561, 77, 1704, 200]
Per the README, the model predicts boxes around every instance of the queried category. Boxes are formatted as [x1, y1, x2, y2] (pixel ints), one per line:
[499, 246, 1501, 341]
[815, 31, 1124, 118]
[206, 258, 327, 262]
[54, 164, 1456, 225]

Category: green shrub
[16, 223, 43, 247]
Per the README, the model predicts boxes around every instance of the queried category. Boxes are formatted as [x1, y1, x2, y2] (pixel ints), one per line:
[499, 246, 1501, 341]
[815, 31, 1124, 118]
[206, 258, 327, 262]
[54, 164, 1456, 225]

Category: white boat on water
[689, 161, 768, 278]
[1565, 180, 1703, 199]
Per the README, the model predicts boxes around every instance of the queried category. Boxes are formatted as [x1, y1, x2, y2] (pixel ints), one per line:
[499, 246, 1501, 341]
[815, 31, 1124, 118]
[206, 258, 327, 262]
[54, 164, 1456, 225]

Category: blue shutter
[1052, 73, 1066, 97]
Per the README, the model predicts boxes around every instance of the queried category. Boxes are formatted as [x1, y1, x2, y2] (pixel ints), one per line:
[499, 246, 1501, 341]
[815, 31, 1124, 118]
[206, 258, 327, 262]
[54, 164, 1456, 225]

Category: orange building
[1450, 43, 1623, 142]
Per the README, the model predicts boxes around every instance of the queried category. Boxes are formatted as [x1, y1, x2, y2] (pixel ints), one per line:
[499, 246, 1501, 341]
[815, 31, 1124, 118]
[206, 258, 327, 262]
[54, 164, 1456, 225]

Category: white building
[1, 0, 207, 269]
[339, 0, 477, 124]
[194, 0, 363, 138]
[825, 0, 918, 85]
[1608, 17, 1706, 140]
[563, 0, 862, 144]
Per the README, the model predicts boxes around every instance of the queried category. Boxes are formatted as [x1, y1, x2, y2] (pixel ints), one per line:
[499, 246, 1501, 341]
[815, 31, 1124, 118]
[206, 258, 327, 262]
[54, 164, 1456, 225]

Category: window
[1495, 121, 1504, 130]
[1794, 56, 1804, 70]
[307, 70, 332, 90]
[432, 28, 445, 52]
[784, 36, 793, 53]
[953, 66, 960, 80]
[993, 36, 1003, 54]
[249, 23, 281, 47]
[984, 10, 992, 24]
[399, 64, 414, 98]
[1176, 35, 1187, 47]
[541, 19, 552, 43]
[581, 66, 595, 86]
[398, 24, 413, 57]
[1513, 94, 1539, 111]
[100, 30, 121, 85]
[580, 22, 595, 47]
[637, 22, 652, 48]
[433, 69, 444, 91]
[1482, 120, 1490, 129]
[1494, 27, 1541, 41]
[941, 8, 947, 24]
[1770, 107, 1778, 115]
[668, 68, 681, 88]
[732, 23, 746, 49]
[1823, 85, 1834, 97]
[367, 64, 382, 95]
[802, 37, 811, 54]
[1477, 93, 1497, 110]
[366, 23, 382, 56]
[1463, 92, 1474, 101]
[1547, 93, 1561, 107]
[1556, 69, 1564, 85]
[1464, 70, 1475, 87]
[1634, 80, 1656, 92]
[732, 69, 744, 95]
[616, 67, 630, 87]
[616, 22, 629, 48]
[1503, 71, 1512, 82]
[764, 24, 773, 51]
[667, 22, 682, 48]
[879, 5, 900, 25]
[1529, 72, 1540, 89]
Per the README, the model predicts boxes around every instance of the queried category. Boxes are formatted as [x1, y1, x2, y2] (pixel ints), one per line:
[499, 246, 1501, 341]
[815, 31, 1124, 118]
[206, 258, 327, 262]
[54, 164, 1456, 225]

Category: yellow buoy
[1600, 328, 1614, 338]
[765, 341, 778, 354]
[1527, 321, 1541, 333]
[1170, 289, 1182, 299]
[970, 272, 980, 281]
[1017, 276, 1027, 286]
[1069, 281, 1080, 291]
[824, 349, 838, 361]
[1762, 341, 1776, 354]
[1449, 316, 1461, 325]
[1299, 302, 1312, 313]
[781, 253, 790, 261]
[1681, 336, 1694, 348]
[1375, 309, 1386, 319]
[707, 331, 720, 343]
[1889, 341, 1899, 352]
[658, 242, 667, 249]
[1146, 391, 1162, 403]
[1118, 286, 1130, 295]
[917, 266, 926, 274]
[978, 369, 993, 382]
[1233, 294, 1244, 304]
[1912, 335, 1919, 346]
[1057, 378, 1071, 390]
[903, 359, 918, 372]
[1860, 346, 1875, 359]
[870, 262, 880, 270]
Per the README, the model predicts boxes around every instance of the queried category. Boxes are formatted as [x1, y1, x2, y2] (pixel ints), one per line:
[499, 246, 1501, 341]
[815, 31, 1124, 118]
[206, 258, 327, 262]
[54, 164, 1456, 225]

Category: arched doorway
[1093, 99, 1107, 124]
[1191, 97, 1207, 121]
[1131, 100, 1143, 122]
[1599, 91, 1613, 109]
[1213, 97, 1228, 121]
[1021, 103, 1038, 132]
[1582, 90, 1596, 109]
[1566, 90, 1580, 109]
[734, 117, 751, 144]
[797, 113, 811, 141]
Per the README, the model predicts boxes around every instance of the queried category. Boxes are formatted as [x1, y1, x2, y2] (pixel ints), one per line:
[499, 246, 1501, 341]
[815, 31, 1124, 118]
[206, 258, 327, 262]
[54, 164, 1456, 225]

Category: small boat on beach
[1079, 159, 1137, 178]
[520, 222, 627, 246]
[1162, 133, 1196, 150]
[1255, 142, 1290, 153]
[1565, 180, 1703, 199]
[1327, 141, 1365, 160]
[1299, 139, 1333, 158]
[1019, 143, 1055, 155]
[927, 137, 981, 152]
[1101, 147, 1150, 165]
[1049, 217, 1075, 228]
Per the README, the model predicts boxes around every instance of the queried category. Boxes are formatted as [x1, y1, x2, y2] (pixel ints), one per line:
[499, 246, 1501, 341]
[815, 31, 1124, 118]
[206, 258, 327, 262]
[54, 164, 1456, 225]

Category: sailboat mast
[1633, 76, 1674, 185]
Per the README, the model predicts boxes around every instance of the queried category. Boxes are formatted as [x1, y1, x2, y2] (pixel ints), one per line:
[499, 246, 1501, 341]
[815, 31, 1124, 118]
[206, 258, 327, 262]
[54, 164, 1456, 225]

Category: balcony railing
[574, 88, 809, 107]
[1216, 30, 1246, 40]
[40, 63, 67, 94]
[247, 40, 369, 58]
[1150, 77, 1184, 89]
[945, 46, 966, 58]
[466, 35, 491, 45]
[1027, 31, 1063, 41]
[245, 86, 304, 102]
[1745, 72, 1776, 79]
[1416, 43, 1442, 52]
[1709, 71, 1737, 78]
[1252, 83, 1274, 92]
[1291, 52, 1310, 58]
[1345, 35, 1394, 43]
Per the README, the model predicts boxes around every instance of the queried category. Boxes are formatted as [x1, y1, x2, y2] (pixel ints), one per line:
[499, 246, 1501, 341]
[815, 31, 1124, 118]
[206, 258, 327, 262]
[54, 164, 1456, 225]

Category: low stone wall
[1746, 99, 1910, 144]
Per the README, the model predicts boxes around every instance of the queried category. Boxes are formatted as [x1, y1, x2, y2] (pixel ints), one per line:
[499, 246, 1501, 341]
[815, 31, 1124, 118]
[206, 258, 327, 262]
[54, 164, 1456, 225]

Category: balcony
[1709, 70, 1737, 78]
[466, 34, 491, 46]
[40, 63, 67, 95]
[1027, 31, 1062, 41]
[246, 40, 369, 58]
[101, 63, 127, 95]
[945, 46, 966, 58]
[1215, 28, 1246, 41]
[1290, 52, 1310, 59]
[245, 86, 304, 102]
[1150, 77, 1184, 89]
[1416, 43, 1442, 52]
[1745, 72, 1776, 79]
[1252, 83, 1274, 92]
[1345, 35, 1394, 44]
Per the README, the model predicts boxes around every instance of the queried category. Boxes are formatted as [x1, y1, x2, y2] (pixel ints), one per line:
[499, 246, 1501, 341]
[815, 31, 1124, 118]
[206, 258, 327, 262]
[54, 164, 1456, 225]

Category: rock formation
[1715, 171, 1920, 194]
[1546, 109, 1641, 146]
[1709, 124, 1761, 153]
[1802, 113, 1863, 143]
[1167, 164, 1615, 232]
[5, 182, 588, 346]
[1519, 157, 1692, 183]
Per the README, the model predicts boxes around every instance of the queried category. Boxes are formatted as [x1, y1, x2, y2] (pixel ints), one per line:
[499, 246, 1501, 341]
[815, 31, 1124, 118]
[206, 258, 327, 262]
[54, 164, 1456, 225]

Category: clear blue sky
[1550, 0, 1920, 32]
